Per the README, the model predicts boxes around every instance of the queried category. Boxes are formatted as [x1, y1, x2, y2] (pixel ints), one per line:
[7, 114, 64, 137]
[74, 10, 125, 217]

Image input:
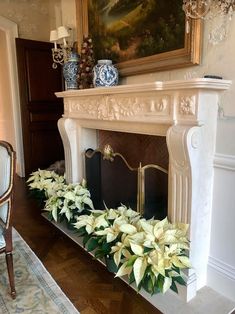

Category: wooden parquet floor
[13, 176, 163, 314]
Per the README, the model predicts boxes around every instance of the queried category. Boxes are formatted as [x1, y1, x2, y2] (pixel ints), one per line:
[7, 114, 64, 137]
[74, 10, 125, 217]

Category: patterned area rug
[0, 228, 79, 314]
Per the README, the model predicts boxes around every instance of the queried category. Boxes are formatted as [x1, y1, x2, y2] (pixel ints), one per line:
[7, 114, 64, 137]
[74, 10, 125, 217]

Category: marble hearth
[56, 78, 231, 303]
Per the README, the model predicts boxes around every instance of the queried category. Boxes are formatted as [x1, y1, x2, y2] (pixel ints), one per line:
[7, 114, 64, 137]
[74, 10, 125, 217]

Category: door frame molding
[0, 16, 24, 176]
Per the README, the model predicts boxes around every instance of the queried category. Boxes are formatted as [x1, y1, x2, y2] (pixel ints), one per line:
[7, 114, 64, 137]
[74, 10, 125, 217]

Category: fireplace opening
[85, 143, 168, 220]
[85, 147, 138, 210]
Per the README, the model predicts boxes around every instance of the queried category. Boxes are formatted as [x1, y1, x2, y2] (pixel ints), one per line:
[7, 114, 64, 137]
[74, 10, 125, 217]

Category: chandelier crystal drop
[182, 0, 235, 44]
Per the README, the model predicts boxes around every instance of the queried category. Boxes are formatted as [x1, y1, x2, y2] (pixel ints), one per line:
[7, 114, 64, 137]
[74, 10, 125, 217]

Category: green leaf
[126, 255, 138, 267]
[76, 226, 87, 237]
[153, 283, 161, 295]
[143, 246, 153, 254]
[83, 233, 91, 247]
[129, 271, 135, 284]
[174, 276, 186, 286]
[101, 242, 112, 255]
[94, 249, 105, 259]
[87, 238, 99, 252]
[172, 266, 181, 274]
[170, 279, 178, 294]
[142, 274, 154, 294]
[157, 274, 164, 293]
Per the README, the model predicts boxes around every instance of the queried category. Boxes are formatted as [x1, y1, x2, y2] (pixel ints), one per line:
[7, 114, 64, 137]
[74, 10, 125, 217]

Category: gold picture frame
[75, 0, 202, 77]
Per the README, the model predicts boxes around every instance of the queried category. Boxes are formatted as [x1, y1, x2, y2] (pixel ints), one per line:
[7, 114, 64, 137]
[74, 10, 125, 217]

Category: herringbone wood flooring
[13, 176, 162, 314]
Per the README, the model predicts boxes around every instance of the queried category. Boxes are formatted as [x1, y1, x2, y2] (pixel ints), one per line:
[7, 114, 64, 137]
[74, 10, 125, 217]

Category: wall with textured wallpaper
[0, 0, 234, 302]
[0, 29, 15, 147]
[0, 0, 60, 41]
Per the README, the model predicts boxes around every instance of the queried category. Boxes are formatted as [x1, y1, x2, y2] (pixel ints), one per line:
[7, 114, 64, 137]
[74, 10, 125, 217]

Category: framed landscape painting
[76, 0, 202, 76]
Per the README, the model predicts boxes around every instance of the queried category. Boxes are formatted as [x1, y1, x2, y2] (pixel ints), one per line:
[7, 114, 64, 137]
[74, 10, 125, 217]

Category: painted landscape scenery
[88, 0, 185, 64]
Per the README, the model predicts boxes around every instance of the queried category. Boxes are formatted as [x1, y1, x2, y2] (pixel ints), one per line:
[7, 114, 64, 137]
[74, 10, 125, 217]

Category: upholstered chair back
[0, 142, 14, 226]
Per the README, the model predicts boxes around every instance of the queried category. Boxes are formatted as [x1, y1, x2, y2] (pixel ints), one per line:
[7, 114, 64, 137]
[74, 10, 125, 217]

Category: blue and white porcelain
[63, 51, 79, 90]
[93, 59, 118, 87]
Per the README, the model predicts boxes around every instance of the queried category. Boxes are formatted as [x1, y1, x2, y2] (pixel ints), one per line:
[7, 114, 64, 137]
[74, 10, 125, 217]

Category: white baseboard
[214, 153, 235, 171]
[207, 256, 235, 302]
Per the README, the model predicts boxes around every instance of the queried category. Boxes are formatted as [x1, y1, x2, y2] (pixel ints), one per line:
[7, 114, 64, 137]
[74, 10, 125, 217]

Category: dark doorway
[16, 38, 64, 177]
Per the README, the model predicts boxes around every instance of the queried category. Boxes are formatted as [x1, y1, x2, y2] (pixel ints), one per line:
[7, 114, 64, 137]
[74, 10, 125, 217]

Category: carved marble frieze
[64, 94, 171, 121]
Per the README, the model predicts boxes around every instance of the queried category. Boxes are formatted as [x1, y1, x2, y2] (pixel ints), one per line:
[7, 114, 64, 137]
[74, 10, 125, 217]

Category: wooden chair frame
[0, 141, 16, 299]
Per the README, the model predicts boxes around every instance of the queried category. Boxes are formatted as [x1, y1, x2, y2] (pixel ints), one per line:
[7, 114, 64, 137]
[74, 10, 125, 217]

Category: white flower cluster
[73, 205, 191, 295]
[27, 169, 94, 221]
[27, 169, 65, 198]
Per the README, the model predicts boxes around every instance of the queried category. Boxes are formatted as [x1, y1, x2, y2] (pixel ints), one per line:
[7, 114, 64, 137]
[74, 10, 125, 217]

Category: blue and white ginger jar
[63, 51, 79, 90]
[93, 59, 118, 87]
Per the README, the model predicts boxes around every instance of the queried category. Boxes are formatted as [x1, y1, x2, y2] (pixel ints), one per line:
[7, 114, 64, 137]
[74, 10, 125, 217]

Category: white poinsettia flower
[63, 191, 75, 201]
[130, 242, 144, 256]
[94, 214, 109, 229]
[90, 209, 105, 215]
[46, 182, 65, 197]
[140, 219, 154, 234]
[110, 234, 132, 267]
[162, 277, 172, 294]
[95, 217, 127, 243]
[111, 241, 125, 267]
[119, 223, 137, 235]
[171, 255, 191, 269]
[106, 208, 119, 220]
[148, 250, 166, 277]
[133, 256, 148, 287]
[115, 260, 132, 278]
[80, 195, 94, 210]
[171, 222, 189, 234]
[74, 214, 96, 234]
[128, 231, 146, 245]
[44, 195, 63, 221]
[125, 208, 140, 218]
[81, 178, 87, 188]
[60, 198, 76, 221]
[27, 169, 94, 222]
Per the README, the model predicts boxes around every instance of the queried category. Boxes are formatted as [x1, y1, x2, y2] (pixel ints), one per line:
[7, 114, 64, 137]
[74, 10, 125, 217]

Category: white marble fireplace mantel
[56, 78, 231, 304]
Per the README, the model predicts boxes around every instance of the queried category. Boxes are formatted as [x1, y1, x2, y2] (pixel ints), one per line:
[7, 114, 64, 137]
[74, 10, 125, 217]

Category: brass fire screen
[84, 144, 168, 219]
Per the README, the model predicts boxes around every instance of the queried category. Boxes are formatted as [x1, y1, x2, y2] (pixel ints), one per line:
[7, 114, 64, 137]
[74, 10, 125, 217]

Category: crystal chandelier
[182, 0, 235, 44]
[50, 26, 73, 68]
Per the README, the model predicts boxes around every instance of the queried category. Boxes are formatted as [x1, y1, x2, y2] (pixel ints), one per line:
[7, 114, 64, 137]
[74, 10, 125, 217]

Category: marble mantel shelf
[56, 78, 232, 138]
[56, 78, 232, 303]
[56, 78, 231, 97]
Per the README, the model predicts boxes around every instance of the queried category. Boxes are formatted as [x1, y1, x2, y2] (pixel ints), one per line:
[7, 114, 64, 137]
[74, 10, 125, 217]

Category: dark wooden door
[16, 38, 64, 177]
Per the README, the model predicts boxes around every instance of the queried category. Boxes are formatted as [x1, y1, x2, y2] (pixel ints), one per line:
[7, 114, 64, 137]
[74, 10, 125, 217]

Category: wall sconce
[50, 26, 73, 69]
[182, 0, 234, 44]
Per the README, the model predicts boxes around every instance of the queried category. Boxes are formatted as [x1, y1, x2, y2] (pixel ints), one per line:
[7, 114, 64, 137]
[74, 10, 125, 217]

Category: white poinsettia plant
[28, 170, 191, 296]
[27, 169, 94, 221]
[73, 205, 191, 296]
[27, 169, 66, 197]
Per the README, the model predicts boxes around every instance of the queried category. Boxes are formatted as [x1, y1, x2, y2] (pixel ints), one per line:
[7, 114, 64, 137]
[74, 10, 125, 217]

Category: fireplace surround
[56, 78, 231, 302]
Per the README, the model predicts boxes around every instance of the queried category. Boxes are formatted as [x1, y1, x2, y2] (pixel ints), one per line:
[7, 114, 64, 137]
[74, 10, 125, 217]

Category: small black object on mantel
[204, 75, 223, 79]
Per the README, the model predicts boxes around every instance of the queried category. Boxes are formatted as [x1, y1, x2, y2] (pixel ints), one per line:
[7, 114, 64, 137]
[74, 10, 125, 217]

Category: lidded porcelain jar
[93, 59, 118, 87]
[63, 51, 79, 90]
